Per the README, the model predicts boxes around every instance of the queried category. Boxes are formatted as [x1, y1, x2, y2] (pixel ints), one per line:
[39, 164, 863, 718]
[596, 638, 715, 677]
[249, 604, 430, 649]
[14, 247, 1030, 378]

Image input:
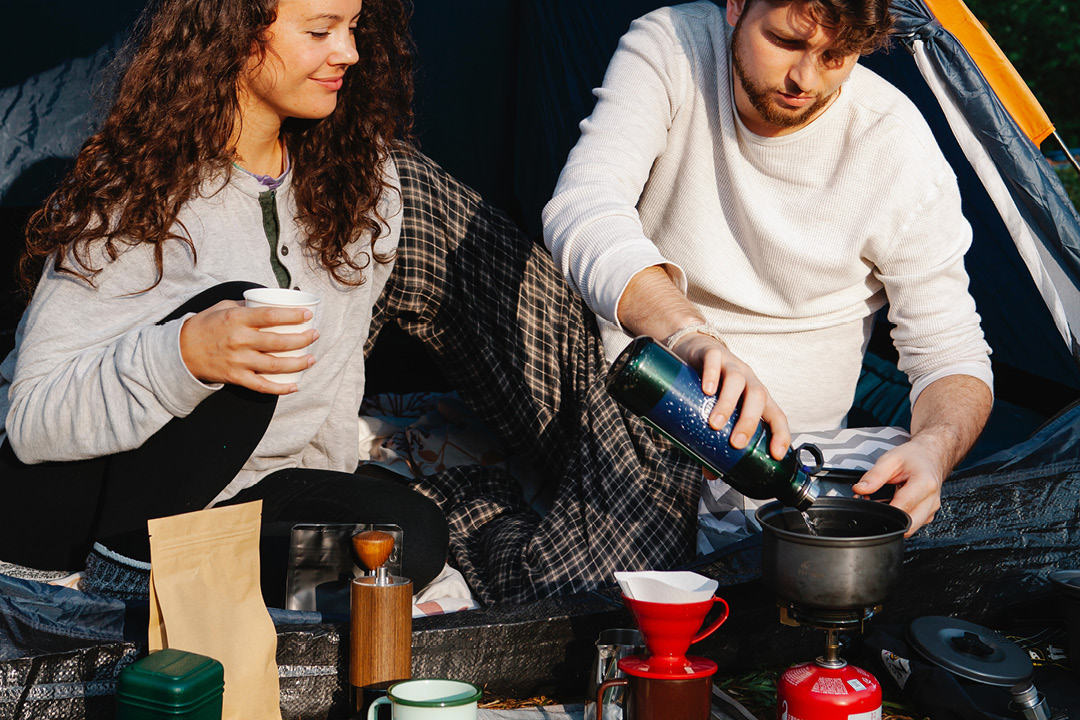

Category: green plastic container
[116, 648, 224, 720]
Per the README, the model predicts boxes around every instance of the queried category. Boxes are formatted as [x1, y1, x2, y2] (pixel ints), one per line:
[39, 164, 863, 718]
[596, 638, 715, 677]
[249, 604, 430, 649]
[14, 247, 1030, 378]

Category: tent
[863, 0, 1080, 420]
[2, 0, 1080, 717]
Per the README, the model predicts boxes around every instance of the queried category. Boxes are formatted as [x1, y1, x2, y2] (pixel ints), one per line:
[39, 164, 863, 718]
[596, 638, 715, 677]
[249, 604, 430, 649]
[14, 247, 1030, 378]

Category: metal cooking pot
[755, 498, 911, 610]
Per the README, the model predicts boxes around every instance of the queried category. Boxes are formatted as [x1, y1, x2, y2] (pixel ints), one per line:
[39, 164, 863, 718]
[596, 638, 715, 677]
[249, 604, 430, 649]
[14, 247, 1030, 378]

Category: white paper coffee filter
[613, 571, 718, 604]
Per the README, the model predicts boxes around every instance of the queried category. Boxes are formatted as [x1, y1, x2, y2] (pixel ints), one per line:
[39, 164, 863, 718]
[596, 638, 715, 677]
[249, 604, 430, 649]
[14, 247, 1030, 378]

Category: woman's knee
[158, 281, 266, 325]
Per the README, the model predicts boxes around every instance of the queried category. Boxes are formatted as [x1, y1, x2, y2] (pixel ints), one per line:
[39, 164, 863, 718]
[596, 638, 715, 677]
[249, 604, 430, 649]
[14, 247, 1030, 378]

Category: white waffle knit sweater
[543, 1, 992, 433]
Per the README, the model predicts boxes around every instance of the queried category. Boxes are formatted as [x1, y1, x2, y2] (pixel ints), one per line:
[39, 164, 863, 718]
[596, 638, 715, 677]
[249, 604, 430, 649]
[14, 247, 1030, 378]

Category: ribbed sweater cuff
[583, 243, 687, 329]
[145, 316, 221, 417]
[81, 543, 151, 601]
[909, 362, 994, 407]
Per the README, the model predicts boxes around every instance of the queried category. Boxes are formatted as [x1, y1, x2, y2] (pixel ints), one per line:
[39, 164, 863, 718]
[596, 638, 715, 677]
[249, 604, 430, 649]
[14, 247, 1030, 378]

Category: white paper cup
[243, 288, 321, 384]
[367, 679, 481, 720]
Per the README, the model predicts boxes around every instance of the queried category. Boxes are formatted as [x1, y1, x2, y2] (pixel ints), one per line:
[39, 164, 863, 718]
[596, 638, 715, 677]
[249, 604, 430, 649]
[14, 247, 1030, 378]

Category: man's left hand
[851, 374, 993, 536]
[852, 436, 947, 536]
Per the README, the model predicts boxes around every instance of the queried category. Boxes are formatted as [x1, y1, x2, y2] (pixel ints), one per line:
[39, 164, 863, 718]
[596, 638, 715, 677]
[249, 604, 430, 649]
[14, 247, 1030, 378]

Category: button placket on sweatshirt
[258, 189, 292, 289]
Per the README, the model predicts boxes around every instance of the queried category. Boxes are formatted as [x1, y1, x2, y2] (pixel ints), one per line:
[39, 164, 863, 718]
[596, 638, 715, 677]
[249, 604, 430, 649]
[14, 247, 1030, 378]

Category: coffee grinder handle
[692, 596, 731, 644]
[598, 678, 629, 719]
[353, 530, 395, 573]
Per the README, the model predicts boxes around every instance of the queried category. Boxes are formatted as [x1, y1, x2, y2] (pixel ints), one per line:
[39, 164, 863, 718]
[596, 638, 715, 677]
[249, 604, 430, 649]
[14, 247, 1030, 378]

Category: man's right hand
[668, 331, 790, 459]
[616, 265, 790, 459]
[179, 300, 318, 394]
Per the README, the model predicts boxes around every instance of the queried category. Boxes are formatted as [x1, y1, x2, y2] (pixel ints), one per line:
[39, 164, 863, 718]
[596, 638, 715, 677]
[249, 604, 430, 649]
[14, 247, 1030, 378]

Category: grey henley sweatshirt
[1, 161, 401, 505]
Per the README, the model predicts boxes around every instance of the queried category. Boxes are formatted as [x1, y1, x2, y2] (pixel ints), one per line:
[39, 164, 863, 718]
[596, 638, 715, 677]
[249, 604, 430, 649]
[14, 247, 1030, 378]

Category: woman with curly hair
[0, 0, 448, 599]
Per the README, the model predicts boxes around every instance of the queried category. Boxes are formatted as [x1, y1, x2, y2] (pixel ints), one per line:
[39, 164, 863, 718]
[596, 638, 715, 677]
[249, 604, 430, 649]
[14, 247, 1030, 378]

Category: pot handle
[598, 678, 629, 718]
[691, 596, 730, 644]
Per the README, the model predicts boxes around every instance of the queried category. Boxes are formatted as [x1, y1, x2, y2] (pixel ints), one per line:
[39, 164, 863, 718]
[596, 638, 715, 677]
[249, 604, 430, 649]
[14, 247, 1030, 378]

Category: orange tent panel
[924, 0, 1054, 145]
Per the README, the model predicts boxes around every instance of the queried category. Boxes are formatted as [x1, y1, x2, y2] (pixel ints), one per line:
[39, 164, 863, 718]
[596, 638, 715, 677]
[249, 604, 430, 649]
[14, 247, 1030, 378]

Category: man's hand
[852, 436, 945, 535]
[669, 332, 790, 459]
[852, 374, 992, 535]
[616, 265, 790, 459]
[179, 300, 318, 394]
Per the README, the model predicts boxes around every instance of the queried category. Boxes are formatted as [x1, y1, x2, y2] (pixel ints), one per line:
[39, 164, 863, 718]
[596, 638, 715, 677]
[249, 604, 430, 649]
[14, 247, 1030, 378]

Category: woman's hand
[670, 332, 791, 460]
[179, 300, 318, 394]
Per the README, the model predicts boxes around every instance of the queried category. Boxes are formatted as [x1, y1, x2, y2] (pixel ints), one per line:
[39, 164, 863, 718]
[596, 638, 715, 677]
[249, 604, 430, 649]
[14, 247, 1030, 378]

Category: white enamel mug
[242, 287, 320, 384]
[367, 679, 481, 720]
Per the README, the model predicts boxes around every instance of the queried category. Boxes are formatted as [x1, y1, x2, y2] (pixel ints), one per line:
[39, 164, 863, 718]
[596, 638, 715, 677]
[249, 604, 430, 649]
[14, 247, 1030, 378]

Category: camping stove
[775, 602, 883, 720]
[779, 603, 878, 633]
[756, 499, 912, 720]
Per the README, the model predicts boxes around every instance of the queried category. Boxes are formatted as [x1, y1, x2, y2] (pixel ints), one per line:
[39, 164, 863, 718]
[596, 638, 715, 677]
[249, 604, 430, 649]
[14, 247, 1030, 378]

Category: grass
[478, 692, 560, 710]
[715, 668, 780, 717]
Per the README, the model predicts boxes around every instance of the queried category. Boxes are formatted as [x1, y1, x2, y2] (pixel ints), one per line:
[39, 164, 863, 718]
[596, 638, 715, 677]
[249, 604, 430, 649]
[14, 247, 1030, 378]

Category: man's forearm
[909, 373, 993, 477]
[616, 265, 703, 340]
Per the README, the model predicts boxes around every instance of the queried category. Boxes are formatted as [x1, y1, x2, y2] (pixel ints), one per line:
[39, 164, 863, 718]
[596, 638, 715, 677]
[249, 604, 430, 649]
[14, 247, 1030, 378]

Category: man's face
[727, 0, 860, 137]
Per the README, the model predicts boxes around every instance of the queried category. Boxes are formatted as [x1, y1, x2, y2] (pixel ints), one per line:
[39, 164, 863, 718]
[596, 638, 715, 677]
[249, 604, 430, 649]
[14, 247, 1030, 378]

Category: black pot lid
[1049, 570, 1080, 600]
[907, 616, 1033, 687]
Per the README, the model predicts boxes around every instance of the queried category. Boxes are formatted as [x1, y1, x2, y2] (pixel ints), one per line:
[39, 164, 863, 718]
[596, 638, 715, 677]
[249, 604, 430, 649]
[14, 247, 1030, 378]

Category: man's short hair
[751, 0, 896, 58]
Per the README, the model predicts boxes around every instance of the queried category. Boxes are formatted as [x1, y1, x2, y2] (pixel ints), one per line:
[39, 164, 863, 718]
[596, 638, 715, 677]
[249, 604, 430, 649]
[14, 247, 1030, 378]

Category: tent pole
[1052, 130, 1080, 177]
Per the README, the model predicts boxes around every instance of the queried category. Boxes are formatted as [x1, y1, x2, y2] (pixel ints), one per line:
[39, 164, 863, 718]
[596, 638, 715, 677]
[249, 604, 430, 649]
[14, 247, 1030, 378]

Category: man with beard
[543, 0, 994, 542]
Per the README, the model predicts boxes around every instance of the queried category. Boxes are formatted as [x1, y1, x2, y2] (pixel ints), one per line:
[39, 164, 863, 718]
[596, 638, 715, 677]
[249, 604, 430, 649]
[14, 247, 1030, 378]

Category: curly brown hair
[746, 0, 895, 61]
[19, 0, 415, 296]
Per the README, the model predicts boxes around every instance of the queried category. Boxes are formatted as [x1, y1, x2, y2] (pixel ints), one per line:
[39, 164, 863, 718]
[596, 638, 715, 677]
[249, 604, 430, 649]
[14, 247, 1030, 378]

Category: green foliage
[714, 668, 779, 718]
[1055, 165, 1080, 211]
[963, 0, 1080, 148]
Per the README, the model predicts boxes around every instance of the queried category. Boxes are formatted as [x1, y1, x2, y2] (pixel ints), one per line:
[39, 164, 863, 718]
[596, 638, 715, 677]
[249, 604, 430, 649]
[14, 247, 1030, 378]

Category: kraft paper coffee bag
[148, 501, 281, 720]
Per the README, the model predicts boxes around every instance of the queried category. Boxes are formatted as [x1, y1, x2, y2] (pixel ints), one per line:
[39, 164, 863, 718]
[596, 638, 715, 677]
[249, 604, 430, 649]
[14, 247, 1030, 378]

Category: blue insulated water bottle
[606, 336, 820, 510]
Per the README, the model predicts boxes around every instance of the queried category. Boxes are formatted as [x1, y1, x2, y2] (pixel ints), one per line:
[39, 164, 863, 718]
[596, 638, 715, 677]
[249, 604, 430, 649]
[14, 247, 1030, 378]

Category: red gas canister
[777, 661, 882, 720]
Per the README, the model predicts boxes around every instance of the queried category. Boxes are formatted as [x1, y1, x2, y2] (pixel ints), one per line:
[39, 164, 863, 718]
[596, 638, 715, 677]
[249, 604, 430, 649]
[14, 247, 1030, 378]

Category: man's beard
[731, 19, 835, 132]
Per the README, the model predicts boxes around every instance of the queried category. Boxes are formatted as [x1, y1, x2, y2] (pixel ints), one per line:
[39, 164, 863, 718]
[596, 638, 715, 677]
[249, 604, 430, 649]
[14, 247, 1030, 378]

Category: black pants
[0, 282, 448, 592]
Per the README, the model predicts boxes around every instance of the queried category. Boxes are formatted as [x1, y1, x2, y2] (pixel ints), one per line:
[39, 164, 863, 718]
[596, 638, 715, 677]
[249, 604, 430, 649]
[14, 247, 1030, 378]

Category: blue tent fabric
[889, 2, 1080, 285]
[513, 0, 667, 234]
[0, 576, 125, 661]
[0, 574, 321, 662]
[964, 397, 1080, 476]
[873, 1, 1080, 384]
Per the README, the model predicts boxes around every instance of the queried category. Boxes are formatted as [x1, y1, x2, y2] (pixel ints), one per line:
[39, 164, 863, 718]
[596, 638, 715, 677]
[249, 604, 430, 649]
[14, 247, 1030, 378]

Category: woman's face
[240, 0, 363, 129]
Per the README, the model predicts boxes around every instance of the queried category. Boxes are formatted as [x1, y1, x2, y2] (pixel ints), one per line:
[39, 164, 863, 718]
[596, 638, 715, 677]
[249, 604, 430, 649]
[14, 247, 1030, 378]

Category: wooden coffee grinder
[350, 530, 412, 715]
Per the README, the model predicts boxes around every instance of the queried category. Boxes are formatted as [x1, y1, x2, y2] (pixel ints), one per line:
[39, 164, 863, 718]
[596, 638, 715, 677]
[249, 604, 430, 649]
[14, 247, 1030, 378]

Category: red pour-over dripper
[619, 595, 729, 680]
